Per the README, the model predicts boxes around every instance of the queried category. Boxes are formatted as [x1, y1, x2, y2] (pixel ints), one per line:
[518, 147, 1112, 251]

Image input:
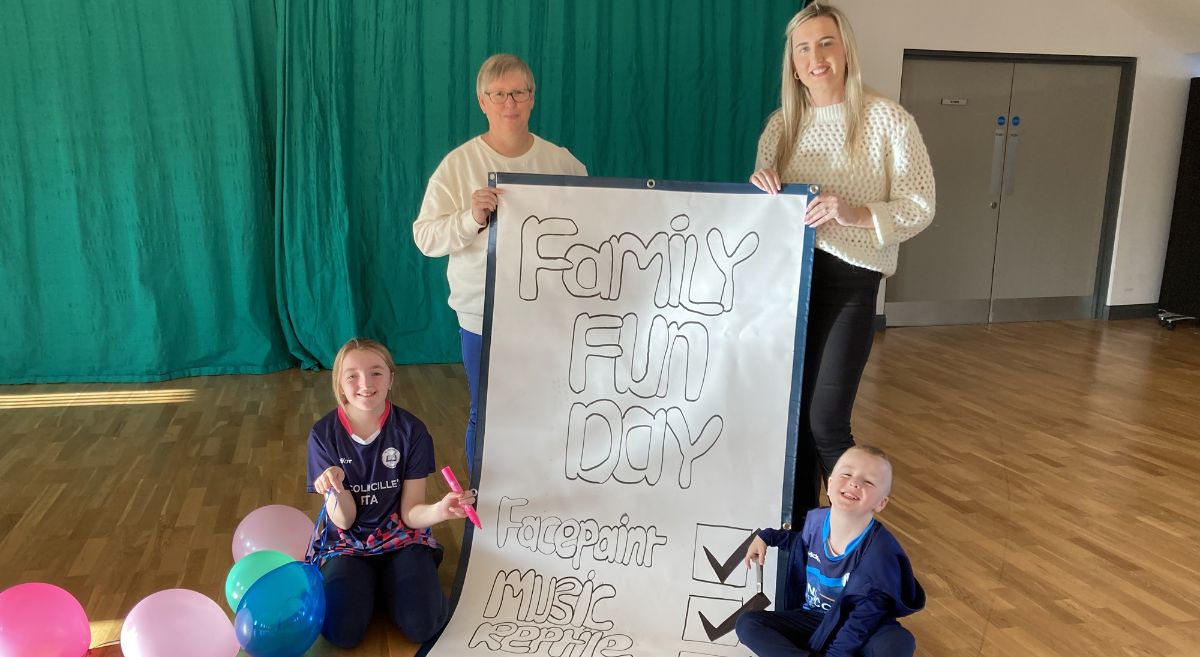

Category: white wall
[833, 0, 1195, 307]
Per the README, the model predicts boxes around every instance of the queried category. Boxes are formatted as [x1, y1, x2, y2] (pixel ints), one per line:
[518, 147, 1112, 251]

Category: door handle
[1002, 115, 1021, 194]
[990, 115, 1007, 195]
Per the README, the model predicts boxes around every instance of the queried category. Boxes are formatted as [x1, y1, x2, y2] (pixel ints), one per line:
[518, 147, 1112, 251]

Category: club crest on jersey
[381, 447, 401, 469]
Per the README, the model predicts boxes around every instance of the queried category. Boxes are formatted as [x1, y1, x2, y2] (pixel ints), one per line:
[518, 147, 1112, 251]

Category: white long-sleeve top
[755, 95, 936, 276]
[413, 135, 587, 333]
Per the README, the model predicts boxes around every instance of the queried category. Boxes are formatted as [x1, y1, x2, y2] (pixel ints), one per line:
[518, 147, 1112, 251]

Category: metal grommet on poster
[646, 179, 656, 189]
[809, 184, 820, 196]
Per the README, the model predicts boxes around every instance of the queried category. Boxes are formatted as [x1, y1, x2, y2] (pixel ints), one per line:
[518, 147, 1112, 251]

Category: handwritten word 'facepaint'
[570, 313, 708, 401]
[519, 214, 759, 317]
[483, 569, 615, 631]
[497, 497, 669, 570]
[469, 623, 634, 657]
[566, 400, 722, 488]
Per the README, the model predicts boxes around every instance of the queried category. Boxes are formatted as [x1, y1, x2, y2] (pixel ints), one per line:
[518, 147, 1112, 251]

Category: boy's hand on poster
[744, 535, 768, 568]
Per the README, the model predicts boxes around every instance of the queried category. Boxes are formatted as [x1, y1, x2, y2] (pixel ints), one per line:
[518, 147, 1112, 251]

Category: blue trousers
[318, 545, 446, 648]
[460, 328, 482, 474]
[736, 608, 915, 657]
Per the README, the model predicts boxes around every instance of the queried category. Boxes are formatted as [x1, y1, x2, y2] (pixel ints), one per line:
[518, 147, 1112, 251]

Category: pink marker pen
[440, 466, 482, 530]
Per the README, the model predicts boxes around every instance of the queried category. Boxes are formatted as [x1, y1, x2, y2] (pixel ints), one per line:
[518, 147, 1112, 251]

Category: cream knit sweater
[755, 95, 936, 276]
[413, 135, 587, 333]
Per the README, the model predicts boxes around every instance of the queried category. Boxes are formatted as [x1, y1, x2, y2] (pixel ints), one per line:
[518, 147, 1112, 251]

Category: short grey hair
[476, 53, 536, 96]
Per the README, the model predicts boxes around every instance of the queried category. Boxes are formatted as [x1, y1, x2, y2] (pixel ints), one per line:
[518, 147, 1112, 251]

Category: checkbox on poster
[692, 524, 757, 587]
[683, 596, 744, 646]
[681, 593, 770, 646]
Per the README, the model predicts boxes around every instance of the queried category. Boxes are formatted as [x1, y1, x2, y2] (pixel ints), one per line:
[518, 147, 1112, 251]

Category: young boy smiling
[735, 446, 925, 657]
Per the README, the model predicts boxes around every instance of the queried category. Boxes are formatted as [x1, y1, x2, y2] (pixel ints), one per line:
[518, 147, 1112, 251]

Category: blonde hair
[330, 338, 396, 405]
[773, 3, 865, 173]
[843, 444, 894, 494]
[476, 53, 536, 96]
[847, 444, 890, 464]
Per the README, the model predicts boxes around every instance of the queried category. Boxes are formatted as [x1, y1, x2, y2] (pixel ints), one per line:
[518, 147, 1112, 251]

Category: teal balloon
[234, 561, 325, 657]
[225, 549, 294, 612]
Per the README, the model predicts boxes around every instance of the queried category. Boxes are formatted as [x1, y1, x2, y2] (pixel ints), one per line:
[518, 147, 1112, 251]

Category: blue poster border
[425, 172, 816, 655]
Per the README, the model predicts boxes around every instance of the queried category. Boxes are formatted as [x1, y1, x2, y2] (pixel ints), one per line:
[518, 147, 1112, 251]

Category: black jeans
[319, 545, 447, 648]
[794, 250, 882, 514]
[736, 608, 915, 657]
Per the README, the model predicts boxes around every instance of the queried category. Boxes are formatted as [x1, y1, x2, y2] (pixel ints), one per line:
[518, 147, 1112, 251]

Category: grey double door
[886, 57, 1123, 326]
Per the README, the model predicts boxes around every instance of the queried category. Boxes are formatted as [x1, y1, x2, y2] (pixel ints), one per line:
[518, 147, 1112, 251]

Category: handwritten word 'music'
[470, 569, 634, 657]
[518, 214, 759, 316]
[498, 496, 669, 570]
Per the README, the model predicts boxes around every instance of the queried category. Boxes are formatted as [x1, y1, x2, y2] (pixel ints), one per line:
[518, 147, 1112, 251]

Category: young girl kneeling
[307, 338, 475, 648]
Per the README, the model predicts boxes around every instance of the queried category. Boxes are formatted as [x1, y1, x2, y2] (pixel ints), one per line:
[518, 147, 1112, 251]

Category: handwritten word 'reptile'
[498, 496, 670, 570]
[519, 214, 759, 316]
[565, 401, 722, 488]
[469, 622, 634, 657]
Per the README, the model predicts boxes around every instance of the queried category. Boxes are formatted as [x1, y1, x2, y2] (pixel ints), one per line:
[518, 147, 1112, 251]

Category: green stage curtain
[1, 0, 802, 381]
[278, 0, 799, 368]
[0, 0, 290, 382]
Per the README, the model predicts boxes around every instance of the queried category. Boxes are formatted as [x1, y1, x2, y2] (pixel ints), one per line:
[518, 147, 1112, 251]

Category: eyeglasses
[483, 89, 533, 105]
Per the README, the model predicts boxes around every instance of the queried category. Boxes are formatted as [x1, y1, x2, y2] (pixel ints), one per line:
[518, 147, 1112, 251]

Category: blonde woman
[749, 4, 935, 515]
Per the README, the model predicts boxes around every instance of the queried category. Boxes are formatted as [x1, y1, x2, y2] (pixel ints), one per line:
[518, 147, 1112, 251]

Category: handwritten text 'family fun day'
[520, 214, 759, 488]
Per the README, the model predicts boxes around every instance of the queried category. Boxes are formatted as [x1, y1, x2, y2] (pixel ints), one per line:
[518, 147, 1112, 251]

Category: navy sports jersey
[802, 510, 873, 613]
[757, 508, 925, 656]
[306, 403, 437, 560]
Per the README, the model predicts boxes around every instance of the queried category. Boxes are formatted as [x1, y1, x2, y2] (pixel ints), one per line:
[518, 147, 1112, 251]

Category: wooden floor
[2, 319, 1198, 656]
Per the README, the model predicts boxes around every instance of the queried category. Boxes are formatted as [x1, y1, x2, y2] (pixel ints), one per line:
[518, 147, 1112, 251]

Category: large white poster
[425, 174, 814, 657]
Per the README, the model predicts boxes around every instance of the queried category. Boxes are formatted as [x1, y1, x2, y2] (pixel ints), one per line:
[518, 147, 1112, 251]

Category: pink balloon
[0, 582, 90, 657]
[120, 589, 238, 657]
[232, 504, 314, 562]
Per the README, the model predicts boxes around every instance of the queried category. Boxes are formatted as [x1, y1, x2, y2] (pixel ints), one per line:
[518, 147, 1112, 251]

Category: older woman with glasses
[413, 54, 587, 473]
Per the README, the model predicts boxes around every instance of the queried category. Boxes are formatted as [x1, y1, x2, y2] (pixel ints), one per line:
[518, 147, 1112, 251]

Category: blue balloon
[234, 561, 325, 657]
